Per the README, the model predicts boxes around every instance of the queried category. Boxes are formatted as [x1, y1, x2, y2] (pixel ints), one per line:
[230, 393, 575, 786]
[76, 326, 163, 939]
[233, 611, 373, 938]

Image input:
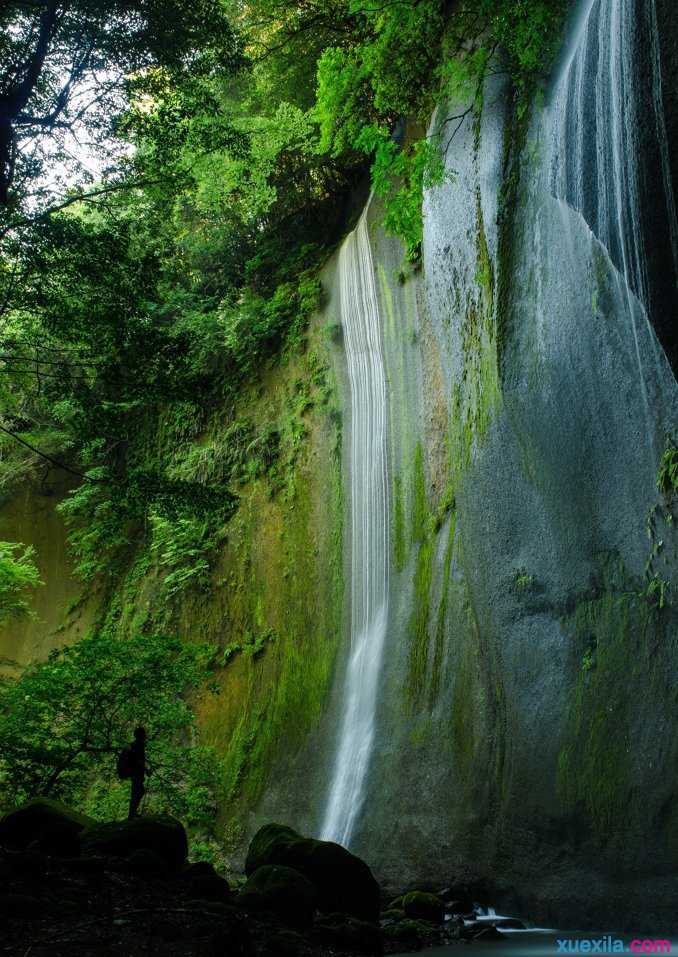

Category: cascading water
[514, 0, 678, 446]
[547, 0, 678, 309]
[320, 210, 389, 848]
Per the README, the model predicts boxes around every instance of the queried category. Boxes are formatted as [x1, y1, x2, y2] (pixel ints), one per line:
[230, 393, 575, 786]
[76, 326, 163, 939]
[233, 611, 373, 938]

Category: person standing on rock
[117, 726, 149, 819]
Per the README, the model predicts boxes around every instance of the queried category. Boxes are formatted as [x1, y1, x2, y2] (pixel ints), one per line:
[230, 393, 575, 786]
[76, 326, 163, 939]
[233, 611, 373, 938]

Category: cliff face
[319, 0, 678, 926]
[4, 0, 678, 932]
[0, 473, 94, 673]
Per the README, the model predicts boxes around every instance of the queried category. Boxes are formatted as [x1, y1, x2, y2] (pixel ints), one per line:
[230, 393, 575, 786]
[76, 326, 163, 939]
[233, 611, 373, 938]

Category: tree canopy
[0, 0, 242, 209]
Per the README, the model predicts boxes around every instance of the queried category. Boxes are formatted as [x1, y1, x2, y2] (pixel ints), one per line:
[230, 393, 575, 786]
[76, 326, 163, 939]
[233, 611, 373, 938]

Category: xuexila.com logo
[555, 939, 671, 954]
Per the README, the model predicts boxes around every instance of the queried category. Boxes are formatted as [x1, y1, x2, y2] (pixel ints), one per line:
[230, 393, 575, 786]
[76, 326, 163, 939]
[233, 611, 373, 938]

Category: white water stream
[547, 0, 678, 307]
[320, 210, 390, 847]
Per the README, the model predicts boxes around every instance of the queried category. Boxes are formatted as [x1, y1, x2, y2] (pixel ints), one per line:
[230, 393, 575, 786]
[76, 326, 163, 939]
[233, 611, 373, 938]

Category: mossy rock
[260, 928, 305, 957]
[474, 925, 504, 941]
[381, 918, 434, 947]
[246, 823, 380, 921]
[237, 864, 316, 929]
[180, 861, 231, 901]
[314, 912, 382, 955]
[80, 815, 188, 870]
[125, 848, 165, 874]
[401, 890, 445, 923]
[382, 907, 406, 921]
[0, 799, 94, 856]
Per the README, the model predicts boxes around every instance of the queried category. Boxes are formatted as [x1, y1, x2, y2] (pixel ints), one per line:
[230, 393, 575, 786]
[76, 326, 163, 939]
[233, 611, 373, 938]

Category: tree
[0, 0, 242, 210]
[0, 541, 42, 622]
[0, 631, 221, 828]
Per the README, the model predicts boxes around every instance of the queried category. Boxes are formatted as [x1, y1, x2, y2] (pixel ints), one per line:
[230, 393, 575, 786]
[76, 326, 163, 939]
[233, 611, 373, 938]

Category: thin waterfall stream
[320, 210, 389, 848]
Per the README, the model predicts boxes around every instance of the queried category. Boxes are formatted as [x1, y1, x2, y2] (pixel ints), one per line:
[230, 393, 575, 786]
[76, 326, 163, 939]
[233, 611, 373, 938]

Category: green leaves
[0, 542, 42, 623]
[0, 631, 220, 820]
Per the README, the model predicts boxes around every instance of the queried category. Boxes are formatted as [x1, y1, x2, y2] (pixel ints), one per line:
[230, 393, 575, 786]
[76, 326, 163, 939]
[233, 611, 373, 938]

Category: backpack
[116, 746, 134, 780]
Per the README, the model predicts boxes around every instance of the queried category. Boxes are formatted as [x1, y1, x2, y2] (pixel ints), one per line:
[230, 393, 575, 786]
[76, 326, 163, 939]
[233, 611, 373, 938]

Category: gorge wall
[4, 0, 678, 932]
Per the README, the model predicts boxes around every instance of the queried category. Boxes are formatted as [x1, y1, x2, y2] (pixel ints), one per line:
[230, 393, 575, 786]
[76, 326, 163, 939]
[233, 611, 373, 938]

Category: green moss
[446, 189, 501, 496]
[428, 510, 456, 706]
[475, 189, 494, 314]
[657, 436, 678, 499]
[495, 83, 531, 373]
[511, 567, 534, 593]
[411, 441, 427, 544]
[449, 591, 480, 778]
[405, 536, 433, 707]
[556, 559, 669, 837]
[393, 474, 407, 572]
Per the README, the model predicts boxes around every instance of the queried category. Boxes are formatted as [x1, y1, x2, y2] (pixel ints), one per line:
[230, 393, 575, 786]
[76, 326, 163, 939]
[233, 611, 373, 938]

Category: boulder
[403, 879, 440, 895]
[401, 891, 445, 923]
[381, 918, 434, 948]
[0, 799, 93, 856]
[259, 929, 305, 957]
[125, 848, 166, 874]
[314, 913, 383, 955]
[181, 860, 220, 880]
[180, 860, 232, 902]
[186, 873, 232, 903]
[246, 824, 380, 921]
[80, 815, 188, 870]
[237, 864, 316, 929]
[474, 925, 504, 941]
[441, 898, 467, 915]
[381, 907, 406, 922]
[0, 893, 43, 918]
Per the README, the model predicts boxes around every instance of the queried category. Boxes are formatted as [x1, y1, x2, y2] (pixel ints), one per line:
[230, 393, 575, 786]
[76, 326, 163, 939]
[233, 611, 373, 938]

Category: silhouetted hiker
[117, 726, 148, 819]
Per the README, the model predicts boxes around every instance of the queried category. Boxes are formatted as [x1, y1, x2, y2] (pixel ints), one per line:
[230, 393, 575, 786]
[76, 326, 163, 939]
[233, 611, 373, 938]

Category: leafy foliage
[0, 542, 42, 622]
[0, 632, 220, 827]
[657, 437, 678, 498]
[0, 0, 242, 211]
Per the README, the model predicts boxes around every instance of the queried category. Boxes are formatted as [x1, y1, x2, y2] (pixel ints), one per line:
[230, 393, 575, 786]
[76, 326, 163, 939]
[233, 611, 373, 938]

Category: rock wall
[0, 472, 95, 673]
[324, 0, 678, 930]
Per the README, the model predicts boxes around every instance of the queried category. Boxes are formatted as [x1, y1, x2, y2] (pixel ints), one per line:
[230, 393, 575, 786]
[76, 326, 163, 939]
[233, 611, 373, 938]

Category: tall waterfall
[320, 211, 389, 848]
[547, 0, 678, 308]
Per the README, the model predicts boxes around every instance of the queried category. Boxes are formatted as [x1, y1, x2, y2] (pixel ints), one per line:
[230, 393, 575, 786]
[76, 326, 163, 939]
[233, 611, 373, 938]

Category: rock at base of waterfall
[381, 917, 441, 949]
[314, 912, 383, 954]
[0, 799, 94, 856]
[245, 822, 381, 921]
[474, 925, 505, 941]
[79, 815, 189, 870]
[237, 864, 317, 929]
[400, 890, 445, 923]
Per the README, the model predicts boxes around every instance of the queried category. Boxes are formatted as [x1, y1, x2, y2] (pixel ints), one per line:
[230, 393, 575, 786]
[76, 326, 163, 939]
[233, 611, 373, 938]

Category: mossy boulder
[246, 823, 380, 921]
[382, 907, 406, 921]
[401, 890, 445, 923]
[474, 925, 504, 941]
[80, 815, 188, 870]
[0, 799, 94, 856]
[381, 918, 435, 948]
[260, 928, 305, 957]
[180, 860, 231, 902]
[237, 864, 317, 929]
[314, 912, 382, 955]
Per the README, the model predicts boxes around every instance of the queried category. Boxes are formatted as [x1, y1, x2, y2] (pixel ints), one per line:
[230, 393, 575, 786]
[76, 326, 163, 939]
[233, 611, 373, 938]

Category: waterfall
[547, 0, 678, 308]
[320, 210, 389, 848]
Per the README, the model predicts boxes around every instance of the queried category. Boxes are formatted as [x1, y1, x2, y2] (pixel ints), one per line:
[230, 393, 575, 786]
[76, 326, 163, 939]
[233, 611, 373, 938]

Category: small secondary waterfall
[320, 211, 389, 847]
[547, 0, 678, 309]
